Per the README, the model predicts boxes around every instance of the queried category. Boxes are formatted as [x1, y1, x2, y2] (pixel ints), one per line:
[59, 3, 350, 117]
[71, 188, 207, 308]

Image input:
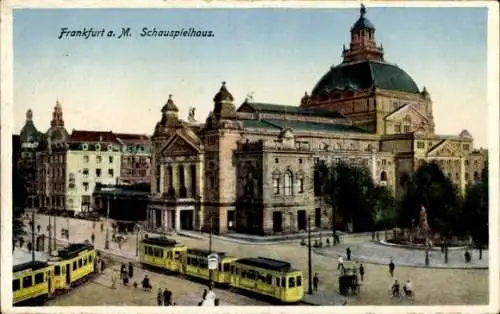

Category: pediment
[160, 132, 201, 156]
[385, 104, 429, 124]
[427, 140, 464, 158]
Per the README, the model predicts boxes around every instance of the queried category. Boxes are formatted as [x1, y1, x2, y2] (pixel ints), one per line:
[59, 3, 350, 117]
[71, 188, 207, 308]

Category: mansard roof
[242, 119, 368, 134]
[238, 102, 344, 119]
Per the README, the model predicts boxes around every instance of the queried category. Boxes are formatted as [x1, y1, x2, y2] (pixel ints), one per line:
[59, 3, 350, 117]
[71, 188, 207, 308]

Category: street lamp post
[48, 211, 52, 253]
[31, 206, 36, 261]
[307, 214, 313, 295]
[53, 208, 57, 249]
[135, 223, 141, 257]
[66, 217, 70, 240]
[208, 215, 213, 287]
[105, 197, 110, 250]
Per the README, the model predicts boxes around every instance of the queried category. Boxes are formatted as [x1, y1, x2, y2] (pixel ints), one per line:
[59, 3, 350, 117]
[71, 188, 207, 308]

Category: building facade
[29, 103, 152, 214]
[147, 6, 487, 235]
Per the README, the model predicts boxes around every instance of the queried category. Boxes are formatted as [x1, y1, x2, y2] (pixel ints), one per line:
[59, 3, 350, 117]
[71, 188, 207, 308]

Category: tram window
[276, 278, 280, 287]
[83, 257, 87, 265]
[288, 277, 295, 288]
[218, 264, 222, 271]
[241, 270, 246, 278]
[167, 252, 173, 259]
[192, 259, 199, 266]
[235, 268, 239, 275]
[13, 279, 20, 291]
[281, 277, 286, 287]
[73, 261, 77, 270]
[55, 266, 61, 275]
[247, 271, 255, 280]
[175, 252, 180, 260]
[35, 273, 44, 284]
[223, 263, 230, 272]
[23, 276, 33, 288]
[147, 247, 153, 255]
[259, 274, 265, 283]
[230, 265, 234, 273]
[297, 276, 302, 287]
[78, 259, 83, 268]
[200, 259, 208, 268]
[144, 247, 148, 255]
[89, 255, 92, 263]
[266, 274, 272, 285]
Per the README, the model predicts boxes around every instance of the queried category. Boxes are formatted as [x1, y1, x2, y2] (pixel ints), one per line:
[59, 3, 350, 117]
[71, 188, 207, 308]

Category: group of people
[157, 287, 174, 306]
[391, 279, 414, 298]
[110, 262, 134, 289]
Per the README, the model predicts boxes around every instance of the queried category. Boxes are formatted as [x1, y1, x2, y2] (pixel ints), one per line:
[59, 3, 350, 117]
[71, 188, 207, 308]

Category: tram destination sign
[207, 253, 219, 270]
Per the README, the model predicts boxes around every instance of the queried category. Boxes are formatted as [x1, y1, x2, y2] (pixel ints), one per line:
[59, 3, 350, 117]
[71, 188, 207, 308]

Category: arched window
[273, 178, 280, 195]
[380, 171, 388, 182]
[284, 171, 293, 196]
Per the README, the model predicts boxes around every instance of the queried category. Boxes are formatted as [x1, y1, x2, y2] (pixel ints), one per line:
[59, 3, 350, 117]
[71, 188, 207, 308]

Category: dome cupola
[161, 94, 179, 113]
[213, 81, 234, 103]
[213, 81, 236, 120]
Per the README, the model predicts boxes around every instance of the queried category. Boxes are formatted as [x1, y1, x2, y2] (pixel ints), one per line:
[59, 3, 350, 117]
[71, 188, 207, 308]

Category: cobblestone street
[25, 214, 489, 305]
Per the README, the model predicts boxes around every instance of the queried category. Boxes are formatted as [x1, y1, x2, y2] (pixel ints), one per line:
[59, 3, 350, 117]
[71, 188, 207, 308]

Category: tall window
[284, 171, 293, 196]
[156, 164, 161, 193]
[273, 178, 280, 195]
[96, 169, 102, 177]
[394, 124, 401, 133]
[299, 178, 304, 193]
[109, 156, 113, 163]
[83, 155, 89, 163]
[96, 156, 102, 163]
[403, 125, 410, 133]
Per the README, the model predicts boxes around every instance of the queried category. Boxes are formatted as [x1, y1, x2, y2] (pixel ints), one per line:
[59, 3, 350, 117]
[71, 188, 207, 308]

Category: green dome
[311, 60, 420, 96]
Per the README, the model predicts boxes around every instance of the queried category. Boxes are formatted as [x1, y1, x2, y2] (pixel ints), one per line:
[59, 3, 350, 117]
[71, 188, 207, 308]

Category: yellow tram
[12, 261, 52, 305]
[230, 257, 304, 303]
[49, 243, 97, 291]
[182, 248, 238, 284]
[140, 237, 188, 272]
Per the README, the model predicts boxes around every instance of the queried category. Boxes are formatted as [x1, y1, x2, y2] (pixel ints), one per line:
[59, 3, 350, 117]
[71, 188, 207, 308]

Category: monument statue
[188, 107, 196, 123]
[419, 205, 430, 233]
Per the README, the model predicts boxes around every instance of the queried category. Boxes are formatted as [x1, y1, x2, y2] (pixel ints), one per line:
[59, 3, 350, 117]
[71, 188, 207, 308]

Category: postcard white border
[1, 1, 499, 314]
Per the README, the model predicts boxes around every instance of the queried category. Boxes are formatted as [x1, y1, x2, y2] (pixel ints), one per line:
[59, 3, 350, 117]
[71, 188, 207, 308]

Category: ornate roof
[213, 81, 234, 102]
[19, 109, 43, 143]
[242, 119, 368, 133]
[311, 60, 420, 96]
[352, 4, 375, 30]
[161, 94, 179, 113]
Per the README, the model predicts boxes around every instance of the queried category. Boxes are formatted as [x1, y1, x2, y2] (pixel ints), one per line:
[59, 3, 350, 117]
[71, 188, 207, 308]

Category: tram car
[48, 243, 97, 292]
[138, 237, 304, 303]
[139, 237, 188, 273]
[12, 242, 98, 305]
[12, 261, 53, 305]
[230, 257, 304, 303]
[182, 248, 238, 284]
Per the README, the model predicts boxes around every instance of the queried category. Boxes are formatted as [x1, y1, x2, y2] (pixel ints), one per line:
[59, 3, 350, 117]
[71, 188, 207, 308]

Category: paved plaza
[315, 241, 488, 269]
[20, 214, 489, 305]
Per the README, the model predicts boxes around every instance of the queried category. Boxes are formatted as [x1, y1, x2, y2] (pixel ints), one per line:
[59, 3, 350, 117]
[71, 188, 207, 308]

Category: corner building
[148, 6, 487, 235]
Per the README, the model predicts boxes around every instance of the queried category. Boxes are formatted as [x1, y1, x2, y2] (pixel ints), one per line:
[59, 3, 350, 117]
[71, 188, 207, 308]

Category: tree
[315, 161, 391, 233]
[463, 165, 488, 259]
[398, 161, 462, 262]
[371, 186, 398, 234]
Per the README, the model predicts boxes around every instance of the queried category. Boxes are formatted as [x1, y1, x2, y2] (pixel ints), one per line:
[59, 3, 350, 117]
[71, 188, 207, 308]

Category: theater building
[147, 6, 487, 235]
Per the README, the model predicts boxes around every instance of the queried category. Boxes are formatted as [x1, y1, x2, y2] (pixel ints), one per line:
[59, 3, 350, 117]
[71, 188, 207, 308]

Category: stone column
[172, 165, 179, 197]
[185, 164, 192, 198]
[163, 209, 169, 231]
[460, 157, 466, 194]
[151, 209, 156, 227]
[175, 209, 181, 232]
[159, 165, 165, 195]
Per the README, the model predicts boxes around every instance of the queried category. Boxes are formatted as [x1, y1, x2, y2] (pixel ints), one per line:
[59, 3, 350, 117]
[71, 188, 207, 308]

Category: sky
[13, 5, 489, 147]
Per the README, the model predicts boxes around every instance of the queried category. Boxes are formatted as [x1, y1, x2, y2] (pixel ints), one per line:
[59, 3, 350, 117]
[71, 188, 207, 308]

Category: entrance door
[180, 210, 193, 230]
[315, 208, 321, 228]
[272, 212, 282, 233]
[297, 210, 307, 231]
[155, 209, 162, 228]
[65, 264, 71, 285]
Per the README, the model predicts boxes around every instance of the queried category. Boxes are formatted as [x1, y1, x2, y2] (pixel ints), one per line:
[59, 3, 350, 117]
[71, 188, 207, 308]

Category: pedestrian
[163, 288, 171, 306]
[91, 233, 95, 244]
[346, 247, 351, 260]
[359, 263, 365, 281]
[111, 270, 117, 289]
[122, 272, 129, 286]
[120, 263, 126, 279]
[337, 256, 344, 271]
[101, 259, 106, 272]
[101, 223, 104, 232]
[128, 262, 134, 278]
[157, 288, 163, 306]
[389, 258, 395, 277]
[202, 289, 208, 300]
[313, 272, 319, 293]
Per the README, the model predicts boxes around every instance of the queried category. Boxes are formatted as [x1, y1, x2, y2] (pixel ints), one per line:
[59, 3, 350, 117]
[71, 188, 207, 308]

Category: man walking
[91, 233, 95, 245]
[389, 258, 395, 277]
[337, 256, 344, 271]
[157, 288, 163, 306]
[359, 263, 365, 281]
[313, 272, 319, 293]
[346, 247, 351, 261]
